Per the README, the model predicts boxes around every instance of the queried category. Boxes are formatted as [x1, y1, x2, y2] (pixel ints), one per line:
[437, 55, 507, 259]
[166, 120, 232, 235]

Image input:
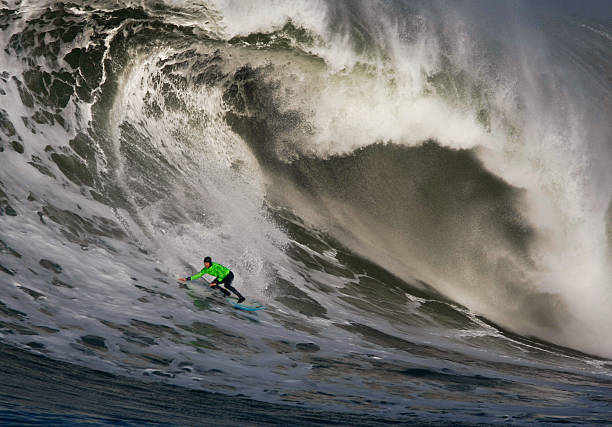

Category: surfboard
[225, 297, 265, 311]
[183, 282, 264, 311]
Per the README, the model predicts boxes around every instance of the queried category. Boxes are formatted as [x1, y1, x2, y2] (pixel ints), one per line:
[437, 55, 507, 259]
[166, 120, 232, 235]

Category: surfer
[179, 257, 245, 303]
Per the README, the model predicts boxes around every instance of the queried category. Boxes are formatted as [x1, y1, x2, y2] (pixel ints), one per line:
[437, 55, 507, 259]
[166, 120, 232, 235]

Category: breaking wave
[1, 0, 611, 423]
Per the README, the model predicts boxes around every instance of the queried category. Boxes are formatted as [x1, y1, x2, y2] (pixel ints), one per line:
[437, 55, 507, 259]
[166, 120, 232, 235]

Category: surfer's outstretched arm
[178, 270, 205, 282]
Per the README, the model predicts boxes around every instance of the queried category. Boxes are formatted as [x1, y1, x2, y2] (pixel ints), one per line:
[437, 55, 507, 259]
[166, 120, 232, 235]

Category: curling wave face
[0, 0, 612, 423]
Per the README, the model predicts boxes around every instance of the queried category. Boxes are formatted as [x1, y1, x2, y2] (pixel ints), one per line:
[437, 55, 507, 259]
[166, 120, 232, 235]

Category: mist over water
[210, 0, 612, 354]
[1, 0, 611, 424]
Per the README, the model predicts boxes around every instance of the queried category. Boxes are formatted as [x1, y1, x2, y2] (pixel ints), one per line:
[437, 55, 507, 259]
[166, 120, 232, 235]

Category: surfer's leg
[217, 286, 231, 297]
[211, 280, 230, 296]
[222, 272, 245, 302]
[225, 285, 244, 302]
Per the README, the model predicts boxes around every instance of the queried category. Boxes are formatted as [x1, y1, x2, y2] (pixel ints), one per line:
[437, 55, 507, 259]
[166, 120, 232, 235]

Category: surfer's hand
[178, 277, 186, 282]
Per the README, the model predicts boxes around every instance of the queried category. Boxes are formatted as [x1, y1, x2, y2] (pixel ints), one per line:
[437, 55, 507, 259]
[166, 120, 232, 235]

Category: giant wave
[1, 1, 611, 424]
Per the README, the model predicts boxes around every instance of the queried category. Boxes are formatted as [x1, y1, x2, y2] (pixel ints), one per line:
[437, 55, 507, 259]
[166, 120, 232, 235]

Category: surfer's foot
[237, 296, 245, 303]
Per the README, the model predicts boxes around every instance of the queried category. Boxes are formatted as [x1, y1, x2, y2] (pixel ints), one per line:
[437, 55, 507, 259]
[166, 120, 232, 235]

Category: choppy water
[1, 1, 612, 424]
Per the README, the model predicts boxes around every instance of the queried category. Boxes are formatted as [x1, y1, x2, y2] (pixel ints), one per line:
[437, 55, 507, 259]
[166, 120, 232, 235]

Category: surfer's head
[203, 256, 212, 268]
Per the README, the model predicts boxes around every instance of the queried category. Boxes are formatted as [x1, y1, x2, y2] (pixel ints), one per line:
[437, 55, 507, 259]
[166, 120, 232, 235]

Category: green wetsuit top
[187, 262, 230, 281]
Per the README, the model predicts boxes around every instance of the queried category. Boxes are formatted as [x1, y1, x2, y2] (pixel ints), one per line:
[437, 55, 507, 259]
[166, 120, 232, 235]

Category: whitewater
[1, 0, 611, 424]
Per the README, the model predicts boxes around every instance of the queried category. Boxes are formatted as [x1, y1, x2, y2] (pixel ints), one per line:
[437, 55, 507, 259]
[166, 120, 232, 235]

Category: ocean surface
[1, 1, 612, 425]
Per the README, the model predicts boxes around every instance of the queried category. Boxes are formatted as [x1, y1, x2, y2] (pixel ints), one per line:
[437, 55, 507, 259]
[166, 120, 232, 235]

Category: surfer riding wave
[179, 256, 245, 303]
